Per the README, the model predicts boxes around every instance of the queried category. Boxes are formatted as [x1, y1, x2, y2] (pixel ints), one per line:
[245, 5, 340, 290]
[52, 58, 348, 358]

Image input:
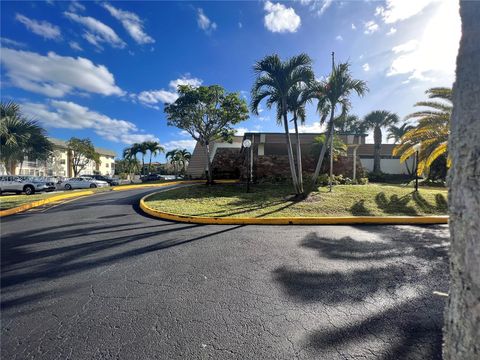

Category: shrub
[367, 172, 412, 184]
[357, 177, 369, 185]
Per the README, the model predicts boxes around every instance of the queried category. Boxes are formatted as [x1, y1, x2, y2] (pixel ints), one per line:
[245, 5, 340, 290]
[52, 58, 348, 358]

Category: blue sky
[1, 0, 460, 161]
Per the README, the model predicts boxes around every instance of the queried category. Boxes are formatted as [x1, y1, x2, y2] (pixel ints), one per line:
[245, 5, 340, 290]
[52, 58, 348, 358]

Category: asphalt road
[1, 186, 450, 359]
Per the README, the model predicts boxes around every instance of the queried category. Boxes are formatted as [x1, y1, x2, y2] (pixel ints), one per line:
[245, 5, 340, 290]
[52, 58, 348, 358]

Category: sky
[1, 0, 461, 161]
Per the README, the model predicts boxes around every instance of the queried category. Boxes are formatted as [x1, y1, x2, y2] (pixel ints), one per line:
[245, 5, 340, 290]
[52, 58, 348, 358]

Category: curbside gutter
[0, 180, 238, 217]
[140, 192, 449, 226]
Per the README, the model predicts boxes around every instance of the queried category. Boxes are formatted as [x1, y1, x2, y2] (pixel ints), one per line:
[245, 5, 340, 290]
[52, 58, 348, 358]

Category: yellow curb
[111, 179, 237, 191]
[0, 190, 94, 217]
[140, 192, 449, 226]
[0, 180, 238, 217]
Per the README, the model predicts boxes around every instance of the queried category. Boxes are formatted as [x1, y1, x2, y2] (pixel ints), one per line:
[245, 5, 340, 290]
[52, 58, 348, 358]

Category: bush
[316, 174, 367, 186]
[357, 177, 369, 185]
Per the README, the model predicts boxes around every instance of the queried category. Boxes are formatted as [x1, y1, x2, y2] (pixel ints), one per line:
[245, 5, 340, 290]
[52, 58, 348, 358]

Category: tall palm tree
[361, 110, 399, 174]
[176, 149, 191, 174]
[137, 142, 149, 176]
[165, 149, 180, 178]
[1, 101, 52, 174]
[286, 85, 307, 193]
[251, 53, 314, 196]
[122, 146, 139, 182]
[304, 60, 368, 191]
[144, 141, 164, 174]
[387, 123, 415, 175]
[393, 87, 452, 175]
[335, 114, 363, 134]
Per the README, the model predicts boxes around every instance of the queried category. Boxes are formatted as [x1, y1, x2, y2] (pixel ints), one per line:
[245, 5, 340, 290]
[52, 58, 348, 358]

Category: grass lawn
[0, 187, 112, 211]
[145, 183, 448, 218]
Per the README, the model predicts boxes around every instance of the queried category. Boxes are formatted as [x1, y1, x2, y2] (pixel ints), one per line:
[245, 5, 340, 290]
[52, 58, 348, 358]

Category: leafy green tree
[66, 137, 100, 177]
[312, 134, 348, 160]
[165, 149, 180, 179]
[165, 85, 248, 184]
[387, 123, 414, 143]
[303, 61, 368, 191]
[361, 110, 399, 174]
[393, 87, 452, 176]
[335, 114, 364, 134]
[144, 141, 164, 174]
[1, 101, 52, 174]
[251, 54, 314, 195]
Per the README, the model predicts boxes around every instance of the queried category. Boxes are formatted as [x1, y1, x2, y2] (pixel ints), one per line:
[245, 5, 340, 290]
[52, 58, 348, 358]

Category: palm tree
[144, 141, 164, 174]
[286, 85, 307, 193]
[137, 142, 149, 176]
[122, 146, 139, 182]
[335, 114, 363, 134]
[165, 149, 180, 178]
[1, 101, 52, 174]
[251, 53, 314, 196]
[176, 149, 191, 174]
[387, 123, 415, 175]
[303, 60, 368, 191]
[387, 123, 414, 143]
[393, 87, 452, 176]
[361, 110, 399, 174]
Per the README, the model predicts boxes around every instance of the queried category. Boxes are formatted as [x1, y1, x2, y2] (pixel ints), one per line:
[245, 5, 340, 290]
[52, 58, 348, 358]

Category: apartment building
[1, 138, 116, 177]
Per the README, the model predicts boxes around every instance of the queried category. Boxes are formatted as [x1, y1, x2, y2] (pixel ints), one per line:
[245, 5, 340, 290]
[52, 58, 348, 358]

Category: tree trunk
[149, 153, 153, 175]
[282, 106, 300, 195]
[204, 142, 213, 185]
[373, 126, 382, 174]
[293, 116, 304, 194]
[310, 107, 335, 192]
[328, 123, 334, 192]
[443, 2, 480, 358]
[141, 155, 145, 176]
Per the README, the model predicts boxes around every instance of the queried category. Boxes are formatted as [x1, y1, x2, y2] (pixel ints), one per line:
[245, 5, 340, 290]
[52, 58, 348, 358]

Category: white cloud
[69, 41, 83, 51]
[0, 48, 124, 97]
[102, 3, 155, 45]
[21, 100, 158, 144]
[64, 11, 126, 49]
[299, 0, 333, 16]
[68, 1, 85, 12]
[364, 20, 379, 34]
[375, 0, 435, 24]
[386, 27, 397, 36]
[136, 76, 203, 108]
[295, 122, 326, 133]
[335, 35, 343, 41]
[0, 37, 26, 48]
[362, 63, 370, 72]
[387, 0, 460, 82]
[351, 23, 356, 30]
[15, 14, 61, 40]
[197, 8, 217, 34]
[392, 40, 419, 54]
[238, 22, 243, 29]
[163, 139, 197, 152]
[264, 1, 301, 33]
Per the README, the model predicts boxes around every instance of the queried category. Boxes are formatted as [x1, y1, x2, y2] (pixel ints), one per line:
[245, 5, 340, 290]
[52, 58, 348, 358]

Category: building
[1, 138, 116, 177]
[186, 132, 413, 180]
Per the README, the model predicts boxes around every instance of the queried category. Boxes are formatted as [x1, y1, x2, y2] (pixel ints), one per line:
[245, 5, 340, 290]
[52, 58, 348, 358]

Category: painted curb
[0, 180, 238, 217]
[0, 190, 94, 217]
[140, 192, 449, 226]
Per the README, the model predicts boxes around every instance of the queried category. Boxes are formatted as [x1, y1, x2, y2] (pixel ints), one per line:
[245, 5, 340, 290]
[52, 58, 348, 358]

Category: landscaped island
[144, 183, 448, 218]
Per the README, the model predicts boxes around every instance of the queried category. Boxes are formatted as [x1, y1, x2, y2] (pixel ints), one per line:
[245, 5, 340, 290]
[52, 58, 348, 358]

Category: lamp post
[243, 139, 252, 193]
[412, 143, 421, 192]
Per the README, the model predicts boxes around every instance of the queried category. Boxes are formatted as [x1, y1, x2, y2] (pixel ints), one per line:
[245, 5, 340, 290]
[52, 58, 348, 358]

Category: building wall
[360, 157, 414, 174]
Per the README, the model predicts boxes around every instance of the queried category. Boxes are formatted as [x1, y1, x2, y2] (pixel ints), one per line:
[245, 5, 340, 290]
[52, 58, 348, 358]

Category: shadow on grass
[349, 200, 373, 216]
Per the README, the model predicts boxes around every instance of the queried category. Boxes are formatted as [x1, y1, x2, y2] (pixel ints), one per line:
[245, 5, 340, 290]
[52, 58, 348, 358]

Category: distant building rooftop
[49, 138, 116, 157]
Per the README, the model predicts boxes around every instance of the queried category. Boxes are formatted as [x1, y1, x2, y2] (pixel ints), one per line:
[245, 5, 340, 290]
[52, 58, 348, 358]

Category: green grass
[0, 187, 112, 210]
[145, 183, 448, 218]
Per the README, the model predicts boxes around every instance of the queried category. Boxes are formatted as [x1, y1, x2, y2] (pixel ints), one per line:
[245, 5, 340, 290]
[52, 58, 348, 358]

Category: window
[105, 163, 109, 168]
[60, 159, 66, 165]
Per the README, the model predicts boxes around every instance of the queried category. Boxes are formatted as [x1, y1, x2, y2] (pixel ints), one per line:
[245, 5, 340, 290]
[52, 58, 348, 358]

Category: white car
[0, 176, 54, 195]
[60, 177, 109, 190]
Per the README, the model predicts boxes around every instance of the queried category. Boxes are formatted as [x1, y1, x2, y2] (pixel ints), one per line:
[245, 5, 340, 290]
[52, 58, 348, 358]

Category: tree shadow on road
[272, 225, 449, 359]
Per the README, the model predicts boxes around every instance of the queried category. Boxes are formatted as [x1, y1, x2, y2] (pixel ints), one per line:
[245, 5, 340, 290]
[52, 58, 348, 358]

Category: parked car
[81, 174, 119, 186]
[59, 177, 109, 190]
[0, 176, 54, 195]
[140, 174, 162, 182]
[19, 176, 56, 192]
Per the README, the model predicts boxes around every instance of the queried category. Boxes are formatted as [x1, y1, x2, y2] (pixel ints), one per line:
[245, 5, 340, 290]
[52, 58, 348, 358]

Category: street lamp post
[413, 143, 421, 192]
[243, 139, 252, 193]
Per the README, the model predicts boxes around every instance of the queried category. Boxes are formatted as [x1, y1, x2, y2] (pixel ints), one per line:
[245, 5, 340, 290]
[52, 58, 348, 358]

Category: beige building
[2, 138, 116, 177]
